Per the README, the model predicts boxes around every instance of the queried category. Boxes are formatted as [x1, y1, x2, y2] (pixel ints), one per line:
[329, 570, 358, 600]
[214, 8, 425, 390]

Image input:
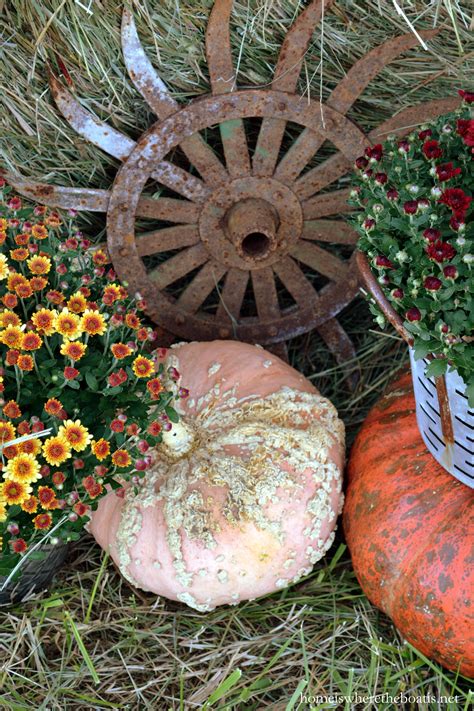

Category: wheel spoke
[253, 0, 333, 177]
[136, 225, 200, 257]
[369, 97, 461, 142]
[136, 197, 200, 223]
[290, 241, 349, 282]
[317, 320, 359, 389]
[274, 129, 324, 185]
[294, 152, 351, 201]
[273, 257, 318, 307]
[302, 189, 352, 219]
[302, 220, 358, 245]
[216, 268, 249, 322]
[122, 9, 228, 187]
[148, 243, 208, 289]
[154, 162, 210, 203]
[177, 261, 227, 313]
[252, 268, 280, 320]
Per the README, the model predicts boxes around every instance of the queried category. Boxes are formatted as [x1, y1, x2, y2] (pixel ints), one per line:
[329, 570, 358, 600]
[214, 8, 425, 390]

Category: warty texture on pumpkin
[90, 340, 345, 610]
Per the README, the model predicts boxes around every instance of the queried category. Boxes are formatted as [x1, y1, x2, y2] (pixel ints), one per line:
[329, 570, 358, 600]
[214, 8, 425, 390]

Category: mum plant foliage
[351, 91, 474, 404]
[0, 182, 185, 578]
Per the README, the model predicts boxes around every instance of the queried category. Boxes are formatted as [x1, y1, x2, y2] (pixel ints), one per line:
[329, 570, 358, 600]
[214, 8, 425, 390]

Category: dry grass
[0, 0, 473, 708]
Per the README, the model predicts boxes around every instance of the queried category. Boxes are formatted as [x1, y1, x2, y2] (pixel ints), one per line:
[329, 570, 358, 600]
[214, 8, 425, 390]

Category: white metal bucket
[409, 349, 473, 488]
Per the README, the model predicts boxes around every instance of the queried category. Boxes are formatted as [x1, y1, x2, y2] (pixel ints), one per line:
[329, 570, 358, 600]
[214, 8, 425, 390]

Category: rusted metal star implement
[4, 0, 460, 373]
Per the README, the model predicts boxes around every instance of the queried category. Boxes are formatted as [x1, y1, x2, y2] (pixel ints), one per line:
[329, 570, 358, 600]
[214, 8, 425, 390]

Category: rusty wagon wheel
[107, 89, 366, 357]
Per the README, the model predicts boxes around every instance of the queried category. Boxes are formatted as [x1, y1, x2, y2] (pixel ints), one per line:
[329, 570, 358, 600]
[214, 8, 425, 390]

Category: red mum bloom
[435, 163, 462, 182]
[147, 377, 164, 398]
[386, 188, 399, 201]
[424, 276, 442, 291]
[11, 538, 28, 553]
[3, 401, 21, 419]
[439, 188, 472, 213]
[64, 366, 79, 380]
[426, 240, 457, 263]
[73, 501, 90, 517]
[443, 265, 458, 280]
[458, 89, 474, 103]
[365, 144, 383, 161]
[403, 200, 418, 215]
[422, 140, 442, 159]
[406, 308, 421, 322]
[423, 228, 441, 242]
[147, 421, 162, 437]
[33, 513, 53, 530]
[418, 128, 432, 140]
[355, 156, 369, 169]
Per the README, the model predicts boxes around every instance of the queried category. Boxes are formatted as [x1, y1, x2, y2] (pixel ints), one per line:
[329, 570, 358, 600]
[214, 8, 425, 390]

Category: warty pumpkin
[344, 371, 474, 676]
[90, 340, 345, 611]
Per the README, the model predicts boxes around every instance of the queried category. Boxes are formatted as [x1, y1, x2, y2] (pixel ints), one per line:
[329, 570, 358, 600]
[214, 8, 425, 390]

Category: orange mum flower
[55, 309, 82, 340]
[102, 284, 122, 304]
[37, 485, 59, 510]
[92, 249, 109, 266]
[21, 332, 42, 351]
[73, 501, 89, 517]
[146, 377, 164, 398]
[14, 233, 30, 246]
[5, 349, 19, 366]
[27, 255, 51, 275]
[15, 281, 33, 299]
[91, 438, 110, 461]
[52, 471, 66, 486]
[0, 325, 23, 348]
[31, 224, 48, 240]
[17, 354, 34, 371]
[33, 512, 53, 530]
[81, 309, 106, 336]
[30, 276, 48, 292]
[32, 308, 57, 336]
[111, 449, 131, 467]
[67, 292, 88, 313]
[11, 538, 28, 553]
[132, 356, 155, 378]
[46, 290, 65, 305]
[0, 311, 21, 328]
[10, 248, 29, 261]
[125, 313, 140, 329]
[19, 437, 41, 456]
[60, 340, 87, 361]
[3, 401, 21, 419]
[7, 273, 27, 291]
[42, 435, 71, 466]
[2, 444, 19, 459]
[3, 293, 18, 309]
[1, 480, 31, 505]
[45, 212, 61, 228]
[44, 398, 63, 416]
[21, 495, 39, 513]
[111, 343, 132, 359]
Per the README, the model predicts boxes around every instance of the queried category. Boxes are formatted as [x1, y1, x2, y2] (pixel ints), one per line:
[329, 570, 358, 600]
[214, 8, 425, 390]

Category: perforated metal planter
[357, 252, 473, 489]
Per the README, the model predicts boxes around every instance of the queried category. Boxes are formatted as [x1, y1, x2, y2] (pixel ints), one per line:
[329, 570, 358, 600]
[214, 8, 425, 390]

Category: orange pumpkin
[344, 371, 474, 676]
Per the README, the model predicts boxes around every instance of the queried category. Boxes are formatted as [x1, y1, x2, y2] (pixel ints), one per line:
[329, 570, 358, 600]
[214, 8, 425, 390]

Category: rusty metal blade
[49, 73, 209, 202]
[302, 219, 358, 245]
[206, 0, 251, 177]
[303, 189, 352, 220]
[253, 0, 333, 177]
[291, 241, 349, 282]
[317, 320, 358, 389]
[0, 170, 201, 221]
[252, 267, 280, 321]
[177, 261, 227, 313]
[273, 256, 318, 307]
[295, 152, 350, 201]
[122, 9, 228, 186]
[369, 97, 462, 140]
[216, 268, 249, 322]
[136, 225, 200, 257]
[328, 30, 439, 116]
[148, 243, 209, 289]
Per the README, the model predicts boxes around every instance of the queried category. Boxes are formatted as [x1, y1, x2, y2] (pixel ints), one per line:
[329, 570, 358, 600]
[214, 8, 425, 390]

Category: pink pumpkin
[90, 341, 344, 611]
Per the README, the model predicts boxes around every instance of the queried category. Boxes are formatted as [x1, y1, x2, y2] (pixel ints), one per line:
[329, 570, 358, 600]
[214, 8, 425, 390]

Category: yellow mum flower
[27, 255, 51, 275]
[21, 495, 39, 514]
[0, 325, 23, 349]
[0, 310, 21, 328]
[32, 308, 57, 336]
[42, 435, 72, 466]
[0, 500, 7, 522]
[81, 309, 106, 336]
[1, 480, 32, 505]
[67, 292, 88, 314]
[0, 254, 9, 280]
[54, 309, 82, 340]
[60, 340, 87, 361]
[0, 421, 15, 444]
[132, 355, 155, 378]
[3, 453, 41, 484]
[58, 420, 92, 452]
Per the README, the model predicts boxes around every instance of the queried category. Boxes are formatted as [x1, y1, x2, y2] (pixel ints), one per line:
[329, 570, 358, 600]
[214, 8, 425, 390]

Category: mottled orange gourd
[90, 341, 345, 611]
[344, 372, 474, 676]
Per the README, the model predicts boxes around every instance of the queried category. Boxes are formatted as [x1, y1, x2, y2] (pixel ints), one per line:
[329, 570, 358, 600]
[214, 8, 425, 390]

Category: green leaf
[85, 371, 99, 392]
[425, 359, 448, 378]
[165, 406, 180, 423]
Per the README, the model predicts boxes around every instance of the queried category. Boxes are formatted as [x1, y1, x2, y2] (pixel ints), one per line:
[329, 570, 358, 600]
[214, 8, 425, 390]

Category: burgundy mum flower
[375, 172, 388, 185]
[438, 188, 472, 213]
[363, 218, 376, 230]
[423, 228, 441, 242]
[424, 276, 442, 291]
[403, 200, 418, 215]
[443, 265, 458, 280]
[398, 139, 410, 153]
[418, 128, 432, 140]
[355, 156, 369, 169]
[449, 214, 465, 231]
[426, 239, 457, 263]
[422, 140, 442, 159]
[435, 162, 462, 182]
[365, 144, 383, 161]
[406, 307, 421, 322]
[391, 288, 404, 300]
[374, 255, 394, 268]
[458, 89, 474, 103]
[386, 188, 399, 200]
[456, 118, 472, 139]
